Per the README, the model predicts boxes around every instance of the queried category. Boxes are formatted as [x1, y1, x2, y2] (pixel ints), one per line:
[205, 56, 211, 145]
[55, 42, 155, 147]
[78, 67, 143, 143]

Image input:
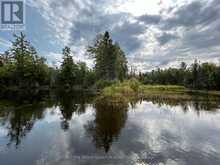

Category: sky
[0, 0, 220, 72]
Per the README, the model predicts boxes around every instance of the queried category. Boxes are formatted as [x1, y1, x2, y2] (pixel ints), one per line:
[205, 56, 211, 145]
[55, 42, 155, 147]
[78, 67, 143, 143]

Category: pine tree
[88, 31, 128, 81]
[59, 46, 78, 87]
[6, 32, 49, 87]
[115, 43, 128, 81]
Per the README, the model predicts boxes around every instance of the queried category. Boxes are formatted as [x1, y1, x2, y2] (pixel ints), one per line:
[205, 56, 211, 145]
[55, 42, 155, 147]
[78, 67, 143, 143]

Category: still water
[0, 91, 220, 165]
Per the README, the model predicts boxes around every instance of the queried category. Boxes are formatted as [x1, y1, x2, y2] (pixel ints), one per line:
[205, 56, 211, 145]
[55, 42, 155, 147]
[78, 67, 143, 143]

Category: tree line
[139, 61, 220, 90]
[0, 32, 128, 90]
[0, 32, 219, 91]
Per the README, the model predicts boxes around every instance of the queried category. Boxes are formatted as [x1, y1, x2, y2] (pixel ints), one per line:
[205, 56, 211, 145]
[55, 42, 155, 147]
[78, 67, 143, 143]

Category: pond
[0, 91, 220, 165]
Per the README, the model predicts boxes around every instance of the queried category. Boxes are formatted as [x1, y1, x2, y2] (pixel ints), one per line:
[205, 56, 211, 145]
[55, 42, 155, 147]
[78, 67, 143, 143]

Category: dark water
[0, 91, 220, 165]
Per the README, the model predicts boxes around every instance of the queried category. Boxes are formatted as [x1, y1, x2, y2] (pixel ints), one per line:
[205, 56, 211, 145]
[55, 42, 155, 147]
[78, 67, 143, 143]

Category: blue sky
[0, 0, 220, 71]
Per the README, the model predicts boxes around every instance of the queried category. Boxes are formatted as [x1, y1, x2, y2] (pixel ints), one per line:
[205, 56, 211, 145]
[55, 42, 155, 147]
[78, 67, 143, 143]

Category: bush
[103, 85, 135, 96]
[101, 78, 141, 97]
[123, 78, 141, 92]
[95, 80, 118, 90]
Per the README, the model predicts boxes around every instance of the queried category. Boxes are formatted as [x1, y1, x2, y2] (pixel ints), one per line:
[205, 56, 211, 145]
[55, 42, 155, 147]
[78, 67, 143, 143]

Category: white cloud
[43, 47, 93, 68]
[26, 0, 220, 71]
[110, 0, 162, 16]
[0, 37, 11, 48]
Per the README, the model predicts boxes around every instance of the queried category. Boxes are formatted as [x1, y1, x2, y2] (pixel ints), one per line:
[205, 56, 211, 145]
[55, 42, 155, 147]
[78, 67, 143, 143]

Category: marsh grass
[96, 79, 140, 104]
[102, 79, 140, 96]
[140, 85, 185, 92]
[98, 79, 220, 106]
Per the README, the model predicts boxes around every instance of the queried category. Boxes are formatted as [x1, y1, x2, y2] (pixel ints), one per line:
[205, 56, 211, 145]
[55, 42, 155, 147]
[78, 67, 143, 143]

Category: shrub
[95, 80, 118, 90]
[123, 78, 141, 92]
[101, 78, 141, 97]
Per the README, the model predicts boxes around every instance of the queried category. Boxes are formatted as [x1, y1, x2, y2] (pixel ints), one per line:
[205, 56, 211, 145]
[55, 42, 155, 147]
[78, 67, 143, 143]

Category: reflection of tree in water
[2, 105, 45, 148]
[191, 95, 220, 114]
[130, 97, 141, 109]
[0, 90, 54, 148]
[85, 100, 128, 153]
[143, 93, 220, 114]
[59, 95, 78, 131]
[57, 90, 91, 131]
[0, 89, 52, 105]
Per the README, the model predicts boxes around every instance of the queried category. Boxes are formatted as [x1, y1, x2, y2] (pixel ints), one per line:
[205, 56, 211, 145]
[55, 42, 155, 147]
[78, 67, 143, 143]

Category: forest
[0, 32, 220, 92]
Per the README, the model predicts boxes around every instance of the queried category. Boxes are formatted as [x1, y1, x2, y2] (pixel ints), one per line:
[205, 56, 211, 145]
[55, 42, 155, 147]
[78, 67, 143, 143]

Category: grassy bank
[100, 80, 186, 98]
[98, 79, 220, 104]
[140, 85, 185, 93]
[96, 79, 140, 104]
[140, 85, 220, 97]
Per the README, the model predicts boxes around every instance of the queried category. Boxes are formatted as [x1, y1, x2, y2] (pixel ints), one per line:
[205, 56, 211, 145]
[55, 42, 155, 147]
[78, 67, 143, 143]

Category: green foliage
[57, 47, 96, 89]
[103, 85, 134, 97]
[58, 46, 78, 87]
[101, 79, 140, 97]
[1, 33, 219, 92]
[95, 79, 117, 90]
[83, 69, 96, 88]
[114, 43, 128, 81]
[0, 33, 51, 89]
[122, 78, 140, 92]
[88, 31, 128, 81]
[0, 36, 96, 90]
[97, 79, 141, 106]
[140, 85, 185, 92]
[140, 61, 220, 90]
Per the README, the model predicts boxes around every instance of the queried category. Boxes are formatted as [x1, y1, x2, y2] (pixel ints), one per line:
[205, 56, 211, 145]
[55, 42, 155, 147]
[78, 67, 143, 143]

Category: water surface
[0, 92, 220, 165]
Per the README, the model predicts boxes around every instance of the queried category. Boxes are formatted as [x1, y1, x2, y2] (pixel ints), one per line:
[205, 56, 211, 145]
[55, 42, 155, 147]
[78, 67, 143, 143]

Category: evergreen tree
[115, 43, 128, 81]
[88, 31, 128, 81]
[0, 32, 50, 88]
[58, 46, 78, 87]
[141, 61, 220, 90]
